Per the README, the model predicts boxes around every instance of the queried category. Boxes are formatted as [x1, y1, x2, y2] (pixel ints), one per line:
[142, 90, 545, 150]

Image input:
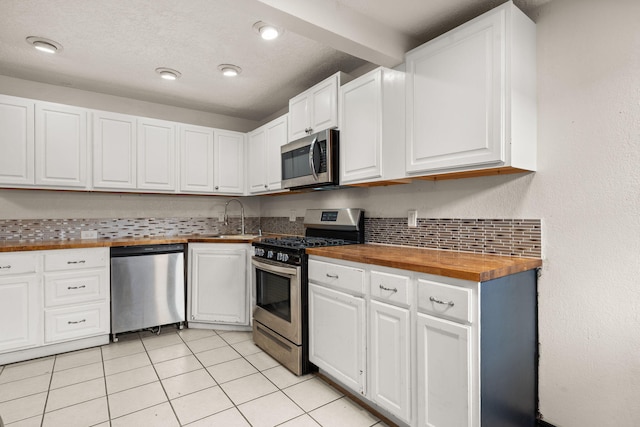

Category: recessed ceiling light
[218, 64, 242, 77]
[26, 36, 63, 54]
[155, 67, 182, 80]
[253, 21, 282, 40]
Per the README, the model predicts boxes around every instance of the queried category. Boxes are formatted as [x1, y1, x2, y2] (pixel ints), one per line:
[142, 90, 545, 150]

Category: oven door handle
[252, 258, 299, 277]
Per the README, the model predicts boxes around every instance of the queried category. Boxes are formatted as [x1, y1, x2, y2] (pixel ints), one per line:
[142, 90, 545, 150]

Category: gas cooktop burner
[259, 236, 350, 249]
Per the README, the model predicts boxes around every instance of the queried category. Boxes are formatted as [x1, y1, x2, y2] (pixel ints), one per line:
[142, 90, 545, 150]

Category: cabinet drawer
[0, 253, 38, 276]
[44, 302, 109, 343]
[308, 259, 365, 294]
[417, 279, 472, 324]
[44, 248, 107, 272]
[370, 270, 411, 306]
[44, 269, 107, 307]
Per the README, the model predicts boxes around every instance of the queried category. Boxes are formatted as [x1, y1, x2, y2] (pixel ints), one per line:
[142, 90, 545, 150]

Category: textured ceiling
[0, 0, 550, 122]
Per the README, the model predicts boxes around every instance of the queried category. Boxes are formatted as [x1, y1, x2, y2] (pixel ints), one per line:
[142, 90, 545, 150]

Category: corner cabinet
[308, 254, 537, 427]
[0, 95, 35, 186]
[405, 1, 536, 176]
[248, 114, 288, 194]
[339, 67, 406, 185]
[288, 72, 349, 142]
[187, 243, 251, 329]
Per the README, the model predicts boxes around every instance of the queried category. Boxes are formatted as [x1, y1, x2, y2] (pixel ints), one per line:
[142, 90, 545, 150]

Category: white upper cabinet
[213, 129, 244, 194]
[288, 72, 347, 141]
[0, 95, 35, 186]
[405, 1, 536, 175]
[248, 114, 288, 194]
[339, 67, 405, 185]
[137, 117, 176, 192]
[93, 111, 137, 190]
[35, 102, 88, 189]
[179, 124, 214, 193]
[247, 127, 267, 193]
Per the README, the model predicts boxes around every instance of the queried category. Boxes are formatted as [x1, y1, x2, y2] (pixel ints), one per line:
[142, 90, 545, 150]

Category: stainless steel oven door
[252, 257, 302, 345]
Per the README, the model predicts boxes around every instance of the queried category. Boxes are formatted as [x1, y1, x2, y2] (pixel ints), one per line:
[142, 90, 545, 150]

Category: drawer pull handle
[67, 260, 86, 265]
[67, 285, 87, 290]
[379, 285, 398, 293]
[0, 265, 11, 270]
[326, 273, 339, 279]
[430, 296, 455, 307]
[68, 319, 87, 325]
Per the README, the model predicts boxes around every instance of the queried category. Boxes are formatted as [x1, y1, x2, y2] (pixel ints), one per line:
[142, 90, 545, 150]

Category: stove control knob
[255, 248, 265, 257]
[267, 250, 274, 259]
[281, 253, 289, 262]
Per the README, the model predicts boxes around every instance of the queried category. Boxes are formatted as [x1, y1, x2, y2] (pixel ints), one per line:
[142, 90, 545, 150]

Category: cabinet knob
[215, 186, 219, 190]
[264, 185, 268, 188]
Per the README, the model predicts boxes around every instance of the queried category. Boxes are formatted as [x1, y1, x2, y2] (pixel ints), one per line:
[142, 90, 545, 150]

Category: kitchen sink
[194, 234, 260, 239]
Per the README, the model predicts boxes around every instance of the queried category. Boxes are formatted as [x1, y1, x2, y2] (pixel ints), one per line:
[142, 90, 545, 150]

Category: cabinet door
[180, 125, 214, 193]
[93, 111, 137, 190]
[406, 9, 504, 173]
[369, 300, 411, 423]
[417, 313, 473, 427]
[247, 127, 267, 193]
[309, 74, 339, 135]
[137, 118, 176, 191]
[288, 93, 309, 141]
[265, 115, 287, 191]
[308, 283, 366, 395]
[340, 71, 382, 183]
[189, 246, 248, 325]
[213, 130, 244, 194]
[0, 95, 35, 186]
[35, 102, 88, 188]
[0, 275, 40, 353]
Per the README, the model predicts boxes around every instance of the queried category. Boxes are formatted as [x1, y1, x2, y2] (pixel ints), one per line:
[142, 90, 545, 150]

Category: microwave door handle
[308, 136, 319, 181]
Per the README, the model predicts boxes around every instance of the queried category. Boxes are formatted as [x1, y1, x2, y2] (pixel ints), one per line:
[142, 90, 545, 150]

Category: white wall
[0, 189, 261, 220]
[263, 0, 640, 425]
[0, 75, 259, 132]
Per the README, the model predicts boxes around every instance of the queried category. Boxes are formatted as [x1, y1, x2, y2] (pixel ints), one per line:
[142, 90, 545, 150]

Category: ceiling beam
[229, 0, 416, 68]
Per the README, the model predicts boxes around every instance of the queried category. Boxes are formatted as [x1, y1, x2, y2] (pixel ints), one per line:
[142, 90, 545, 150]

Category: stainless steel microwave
[281, 129, 339, 190]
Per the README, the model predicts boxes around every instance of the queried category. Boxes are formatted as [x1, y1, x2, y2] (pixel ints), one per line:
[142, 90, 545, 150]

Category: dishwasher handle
[110, 244, 185, 257]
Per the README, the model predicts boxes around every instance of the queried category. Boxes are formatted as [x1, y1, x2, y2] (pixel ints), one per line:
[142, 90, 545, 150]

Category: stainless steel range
[252, 208, 365, 375]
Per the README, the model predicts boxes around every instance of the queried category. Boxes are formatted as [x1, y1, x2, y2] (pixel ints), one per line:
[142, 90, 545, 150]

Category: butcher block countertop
[306, 244, 542, 282]
[0, 234, 262, 253]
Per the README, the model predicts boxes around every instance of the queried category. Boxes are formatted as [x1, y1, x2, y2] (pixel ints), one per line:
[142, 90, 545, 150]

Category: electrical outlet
[408, 210, 418, 228]
[289, 210, 297, 222]
[81, 230, 98, 239]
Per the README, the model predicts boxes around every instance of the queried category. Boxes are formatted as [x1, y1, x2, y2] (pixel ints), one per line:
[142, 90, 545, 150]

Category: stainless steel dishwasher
[110, 244, 185, 342]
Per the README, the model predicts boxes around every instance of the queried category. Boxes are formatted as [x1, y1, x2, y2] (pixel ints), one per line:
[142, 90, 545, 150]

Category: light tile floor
[0, 328, 387, 427]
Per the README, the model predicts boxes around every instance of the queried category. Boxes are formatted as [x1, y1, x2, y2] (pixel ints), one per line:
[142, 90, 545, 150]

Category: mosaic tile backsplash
[0, 216, 541, 258]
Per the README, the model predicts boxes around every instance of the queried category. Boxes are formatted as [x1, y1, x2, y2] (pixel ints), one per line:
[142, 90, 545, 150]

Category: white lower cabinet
[0, 247, 110, 365]
[0, 274, 40, 353]
[309, 282, 366, 394]
[309, 255, 537, 427]
[187, 243, 250, 327]
[416, 313, 473, 427]
[369, 299, 411, 423]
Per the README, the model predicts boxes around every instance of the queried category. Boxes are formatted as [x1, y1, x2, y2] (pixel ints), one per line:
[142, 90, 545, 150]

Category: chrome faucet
[224, 199, 245, 235]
